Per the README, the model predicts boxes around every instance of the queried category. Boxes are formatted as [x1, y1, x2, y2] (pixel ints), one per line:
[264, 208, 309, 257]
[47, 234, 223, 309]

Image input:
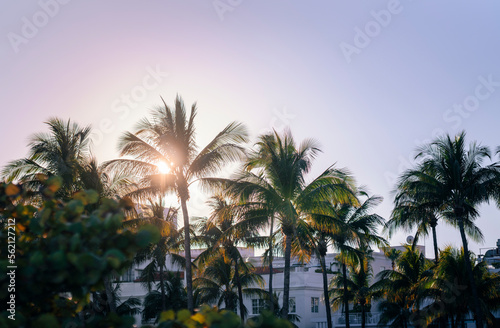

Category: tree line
[1, 95, 500, 328]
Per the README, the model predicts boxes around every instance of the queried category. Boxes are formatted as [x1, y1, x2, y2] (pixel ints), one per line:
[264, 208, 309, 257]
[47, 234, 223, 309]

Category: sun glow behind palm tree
[157, 161, 170, 174]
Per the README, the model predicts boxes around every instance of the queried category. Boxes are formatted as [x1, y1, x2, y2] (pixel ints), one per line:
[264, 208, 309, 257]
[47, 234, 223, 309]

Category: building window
[311, 297, 319, 313]
[289, 297, 296, 313]
[252, 299, 266, 315]
[120, 267, 134, 282]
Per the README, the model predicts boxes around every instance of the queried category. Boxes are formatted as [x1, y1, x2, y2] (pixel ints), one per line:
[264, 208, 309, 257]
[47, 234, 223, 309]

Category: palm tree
[383, 248, 401, 271]
[223, 130, 356, 319]
[1, 118, 134, 313]
[2, 117, 92, 199]
[426, 246, 500, 328]
[387, 201, 442, 263]
[194, 194, 264, 321]
[104, 96, 249, 312]
[86, 285, 142, 318]
[373, 245, 433, 328]
[78, 157, 134, 203]
[315, 192, 386, 328]
[134, 200, 185, 313]
[395, 131, 500, 327]
[142, 271, 187, 323]
[193, 249, 265, 316]
[329, 247, 376, 328]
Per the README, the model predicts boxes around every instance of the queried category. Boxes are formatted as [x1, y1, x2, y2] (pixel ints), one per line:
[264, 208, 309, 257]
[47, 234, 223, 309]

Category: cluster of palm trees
[3, 96, 500, 327]
[384, 132, 500, 328]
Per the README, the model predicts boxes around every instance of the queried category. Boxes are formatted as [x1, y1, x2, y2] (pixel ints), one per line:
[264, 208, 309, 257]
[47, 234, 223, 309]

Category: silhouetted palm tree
[2, 118, 92, 200]
[141, 271, 187, 323]
[373, 245, 433, 328]
[329, 247, 376, 328]
[382, 248, 401, 271]
[395, 132, 500, 327]
[104, 96, 248, 311]
[193, 250, 265, 317]
[134, 200, 185, 313]
[320, 192, 386, 328]
[194, 194, 263, 321]
[426, 246, 500, 327]
[222, 130, 356, 319]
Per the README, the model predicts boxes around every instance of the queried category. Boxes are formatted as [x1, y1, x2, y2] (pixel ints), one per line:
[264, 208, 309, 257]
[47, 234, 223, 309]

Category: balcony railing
[313, 313, 381, 328]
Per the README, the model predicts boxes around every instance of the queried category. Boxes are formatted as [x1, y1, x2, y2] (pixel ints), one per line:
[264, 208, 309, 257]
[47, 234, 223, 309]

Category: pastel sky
[1, 1, 499, 258]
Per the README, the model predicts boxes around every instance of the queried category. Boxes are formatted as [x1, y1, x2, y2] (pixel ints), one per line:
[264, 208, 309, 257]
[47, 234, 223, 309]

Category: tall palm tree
[2, 118, 134, 313]
[387, 201, 442, 263]
[142, 271, 187, 323]
[373, 245, 434, 328]
[193, 249, 265, 316]
[329, 247, 376, 328]
[389, 186, 483, 265]
[222, 130, 356, 319]
[426, 246, 500, 328]
[317, 192, 386, 328]
[194, 194, 263, 321]
[134, 200, 185, 313]
[2, 117, 92, 199]
[104, 96, 248, 311]
[395, 132, 500, 328]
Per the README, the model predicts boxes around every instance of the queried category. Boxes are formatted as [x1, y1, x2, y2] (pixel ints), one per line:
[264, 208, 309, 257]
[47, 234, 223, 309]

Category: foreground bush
[157, 306, 293, 328]
[0, 177, 160, 327]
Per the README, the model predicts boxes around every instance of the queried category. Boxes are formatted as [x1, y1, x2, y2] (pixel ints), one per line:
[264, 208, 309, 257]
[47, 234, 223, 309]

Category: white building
[117, 246, 397, 328]
[479, 238, 500, 274]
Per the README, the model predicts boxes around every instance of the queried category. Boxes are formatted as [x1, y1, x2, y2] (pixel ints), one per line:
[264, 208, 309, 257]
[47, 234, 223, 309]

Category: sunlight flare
[157, 161, 170, 174]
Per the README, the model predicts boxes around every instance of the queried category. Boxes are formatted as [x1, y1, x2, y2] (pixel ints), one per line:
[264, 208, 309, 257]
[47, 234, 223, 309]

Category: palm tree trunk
[342, 262, 350, 328]
[103, 275, 117, 313]
[361, 303, 366, 328]
[281, 232, 292, 319]
[268, 218, 274, 313]
[234, 259, 245, 322]
[159, 265, 166, 311]
[320, 254, 333, 328]
[431, 223, 439, 263]
[180, 196, 194, 313]
[457, 217, 484, 328]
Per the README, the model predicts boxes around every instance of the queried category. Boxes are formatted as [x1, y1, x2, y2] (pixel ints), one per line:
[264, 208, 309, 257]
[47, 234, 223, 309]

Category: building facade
[117, 247, 395, 327]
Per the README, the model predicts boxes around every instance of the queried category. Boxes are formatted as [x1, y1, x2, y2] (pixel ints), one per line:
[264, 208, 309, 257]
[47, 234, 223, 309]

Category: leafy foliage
[142, 271, 188, 323]
[156, 306, 293, 328]
[0, 177, 160, 327]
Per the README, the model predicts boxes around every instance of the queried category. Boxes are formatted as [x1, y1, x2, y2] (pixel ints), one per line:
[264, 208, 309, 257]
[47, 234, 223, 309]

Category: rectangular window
[311, 297, 319, 313]
[252, 299, 266, 315]
[289, 297, 296, 313]
[120, 267, 133, 282]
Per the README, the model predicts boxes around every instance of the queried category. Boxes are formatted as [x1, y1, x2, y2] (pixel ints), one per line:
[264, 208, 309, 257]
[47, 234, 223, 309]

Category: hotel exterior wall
[116, 249, 403, 327]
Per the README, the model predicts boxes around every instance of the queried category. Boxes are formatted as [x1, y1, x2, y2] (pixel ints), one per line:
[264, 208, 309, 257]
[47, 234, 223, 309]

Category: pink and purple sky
[1, 1, 500, 257]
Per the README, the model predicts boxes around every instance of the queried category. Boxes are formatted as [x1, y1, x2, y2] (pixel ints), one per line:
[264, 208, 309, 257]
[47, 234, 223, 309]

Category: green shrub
[0, 177, 160, 327]
[156, 306, 293, 328]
